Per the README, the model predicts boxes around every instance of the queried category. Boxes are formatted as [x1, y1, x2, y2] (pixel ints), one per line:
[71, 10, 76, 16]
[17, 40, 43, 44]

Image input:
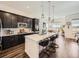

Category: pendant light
[41, 1, 44, 19]
[39, 1, 45, 35]
[52, 2, 55, 22]
[48, 1, 51, 22]
[48, 1, 53, 32]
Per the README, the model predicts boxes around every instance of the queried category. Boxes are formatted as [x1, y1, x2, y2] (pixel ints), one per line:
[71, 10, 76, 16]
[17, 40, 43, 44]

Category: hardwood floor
[39, 35, 79, 58]
[0, 35, 79, 58]
[0, 43, 29, 58]
[56, 35, 79, 58]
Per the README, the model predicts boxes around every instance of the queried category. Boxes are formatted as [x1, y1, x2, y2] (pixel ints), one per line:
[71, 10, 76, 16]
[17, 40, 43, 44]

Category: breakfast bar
[25, 32, 57, 58]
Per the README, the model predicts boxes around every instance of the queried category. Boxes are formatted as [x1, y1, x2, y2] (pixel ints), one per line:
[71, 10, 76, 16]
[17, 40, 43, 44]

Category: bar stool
[39, 39, 49, 49]
[39, 38, 50, 57]
[0, 42, 2, 50]
[0, 44, 2, 50]
[49, 34, 59, 48]
[45, 34, 59, 53]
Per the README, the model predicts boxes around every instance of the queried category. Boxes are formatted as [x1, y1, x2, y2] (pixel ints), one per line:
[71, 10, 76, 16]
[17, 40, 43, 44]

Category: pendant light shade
[41, 1, 44, 19]
[52, 5, 55, 22]
[48, 1, 51, 22]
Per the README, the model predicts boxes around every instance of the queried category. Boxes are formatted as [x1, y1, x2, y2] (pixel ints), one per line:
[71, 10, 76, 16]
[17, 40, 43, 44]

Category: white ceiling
[0, 1, 79, 19]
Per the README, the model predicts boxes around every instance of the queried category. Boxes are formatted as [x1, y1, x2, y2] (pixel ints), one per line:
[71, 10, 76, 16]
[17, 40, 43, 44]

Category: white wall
[64, 13, 79, 39]
[66, 13, 79, 32]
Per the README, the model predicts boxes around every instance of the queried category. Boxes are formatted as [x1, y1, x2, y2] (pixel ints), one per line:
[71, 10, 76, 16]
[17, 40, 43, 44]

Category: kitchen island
[25, 32, 58, 58]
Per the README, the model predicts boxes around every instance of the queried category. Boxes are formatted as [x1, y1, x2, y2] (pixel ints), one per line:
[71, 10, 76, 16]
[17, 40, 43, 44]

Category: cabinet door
[22, 17, 27, 23]
[27, 18, 32, 28]
[23, 17, 32, 28]
[32, 19, 35, 31]
[11, 36, 17, 46]
[0, 12, 5, 28]
[3, 12, 12, 28]
[18, 35, 25, 44]
[14, 35, 19, 45]
[32, 19, 39, 31]
[0, 19, 1, 28]
[17, 15, 23, 22]
[2, 36, 12, 50]
[11, 14, 17, 28]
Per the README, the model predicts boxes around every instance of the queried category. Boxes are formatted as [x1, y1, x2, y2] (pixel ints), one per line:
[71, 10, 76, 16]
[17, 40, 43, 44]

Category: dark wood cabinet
[23, 17, 32, 28]
[18, 35, 25, 44]
[2, 13, 18, 28]
[0, 12, 12, 28]
[17, 15, 23, 22]
[27, 18, 32, 28]
[11, 14, 17, 28]
[22, 17, 27, 23]
[32, 18, 39, 32]
[32, 19, 35, 31]
[3, 12, 12, 28]
[1, 35, 25, 50]
[0, 10, 33, 28]
[0, 19, 2, 28]
[0, 12, 4, 22]
[0, 33, 35, 50]
[17, 16, 32, 28]
[2, 36, 12, 49]
[0, 12, 17, 28]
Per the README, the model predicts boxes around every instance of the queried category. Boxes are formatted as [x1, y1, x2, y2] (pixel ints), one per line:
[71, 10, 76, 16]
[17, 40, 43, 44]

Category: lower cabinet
[17, 35, 25, 44]
[1, 35, 25, 50]
[0, 33, 35, 50]
[2, 36, 12, 50]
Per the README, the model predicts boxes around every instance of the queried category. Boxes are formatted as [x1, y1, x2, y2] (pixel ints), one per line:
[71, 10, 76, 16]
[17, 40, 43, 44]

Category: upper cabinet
[11, 14, 18, 28]
[1, 12, 12, 28]
[32, 18, 39, 32]
[0, 10, 33, 28]
[22, 17, 32, 28]
[0, 12, 2, 28]
[17, 16, 32, 28]
[17, 15, 23, 22]
[1, 12, 17, 28]
[0, 19, 2, 28]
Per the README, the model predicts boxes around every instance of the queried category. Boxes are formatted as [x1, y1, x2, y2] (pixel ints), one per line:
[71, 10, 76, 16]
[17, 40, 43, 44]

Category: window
[52, 23, 62, 29]
[71, 20, 79, 28]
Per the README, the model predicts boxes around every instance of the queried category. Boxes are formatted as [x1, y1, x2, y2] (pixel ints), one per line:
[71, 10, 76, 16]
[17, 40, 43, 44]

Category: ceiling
[0, 1, 79, 19]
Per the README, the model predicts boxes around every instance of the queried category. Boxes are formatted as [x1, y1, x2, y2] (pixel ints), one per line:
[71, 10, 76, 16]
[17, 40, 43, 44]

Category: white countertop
[25, 32, 57, 42]
[0, 28, 33, 37]
[0, 31, 34, 37]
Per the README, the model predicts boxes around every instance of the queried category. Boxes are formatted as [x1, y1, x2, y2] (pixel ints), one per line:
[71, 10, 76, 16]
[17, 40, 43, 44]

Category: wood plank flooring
[39, 35, 79, 58]
[0, 35, 79, 58]
[0, 43, 29, 58]
[56, 35, 79, 58]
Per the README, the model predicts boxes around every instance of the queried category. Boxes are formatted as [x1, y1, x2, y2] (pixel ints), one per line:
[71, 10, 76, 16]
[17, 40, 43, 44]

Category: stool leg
[0, 45, 2, 50]
[50, 42, 59, 48]
[39, 49, 50, 58]
[47, 47, 56, 53]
